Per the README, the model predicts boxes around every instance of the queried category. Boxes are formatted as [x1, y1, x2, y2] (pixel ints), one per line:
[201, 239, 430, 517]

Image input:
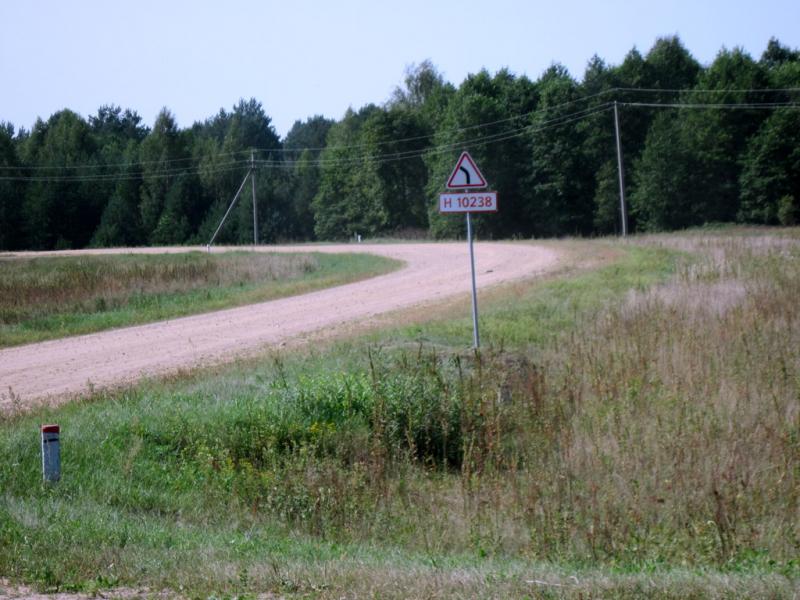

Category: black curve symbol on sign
[459, 166, 471, 185]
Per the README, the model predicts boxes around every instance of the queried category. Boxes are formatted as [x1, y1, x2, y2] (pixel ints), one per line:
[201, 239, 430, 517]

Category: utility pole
[613, 101, 629, 237]
[251, 149, 258, 245]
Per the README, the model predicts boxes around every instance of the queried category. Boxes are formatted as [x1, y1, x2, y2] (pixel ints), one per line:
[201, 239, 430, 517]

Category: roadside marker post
[439, 152, 498, 349]
[41, 424, 61, 483]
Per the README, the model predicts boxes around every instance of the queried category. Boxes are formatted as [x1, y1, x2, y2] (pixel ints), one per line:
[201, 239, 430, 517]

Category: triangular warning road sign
[446, 151, 487, 189]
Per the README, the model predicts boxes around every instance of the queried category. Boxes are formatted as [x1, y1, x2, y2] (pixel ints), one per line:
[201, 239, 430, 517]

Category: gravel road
[0, 242, 560, 413]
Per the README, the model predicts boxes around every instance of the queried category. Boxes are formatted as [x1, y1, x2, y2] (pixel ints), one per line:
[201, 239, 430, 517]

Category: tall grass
[0, 252, 317, 309]
[0, 251, 397, 347]
[0, 232, 798, 597]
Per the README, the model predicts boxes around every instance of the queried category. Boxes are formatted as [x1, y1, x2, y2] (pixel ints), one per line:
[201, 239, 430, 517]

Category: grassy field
[0, 229, 798, 598]
[0, 251, 399, 347]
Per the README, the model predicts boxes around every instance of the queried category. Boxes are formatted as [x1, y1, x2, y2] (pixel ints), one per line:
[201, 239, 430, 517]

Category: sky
[1, 0, 798, 139]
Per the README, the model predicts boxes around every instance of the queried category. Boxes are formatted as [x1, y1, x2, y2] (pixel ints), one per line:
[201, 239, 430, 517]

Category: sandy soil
[0, 242, 560, 413]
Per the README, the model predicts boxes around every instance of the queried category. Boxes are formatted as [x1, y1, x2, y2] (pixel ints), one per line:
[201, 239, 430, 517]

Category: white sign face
[439, 192, 498, 214]
[446, 152, 488, 189]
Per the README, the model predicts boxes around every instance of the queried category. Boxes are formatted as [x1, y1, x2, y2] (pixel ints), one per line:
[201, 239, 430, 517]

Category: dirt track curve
[0, 243, 560, 413]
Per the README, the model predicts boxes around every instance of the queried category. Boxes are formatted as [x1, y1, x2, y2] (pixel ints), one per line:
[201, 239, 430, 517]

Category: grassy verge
[1, 232, 798, 598]
[0, 251, 399, 347]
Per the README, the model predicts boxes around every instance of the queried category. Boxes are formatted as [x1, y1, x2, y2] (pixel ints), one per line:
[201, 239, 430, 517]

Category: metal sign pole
[441, 151, 494, 350]
[466, 212, 480, 349]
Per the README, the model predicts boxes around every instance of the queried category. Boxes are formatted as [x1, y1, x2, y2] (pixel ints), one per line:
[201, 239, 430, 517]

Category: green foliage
[778, 195, 798, 226]
[284, 115, 334, 152]
[20, 110, 100, 249]
[630, 47, 780, 232]
[313, 105, 387, 239]
[631, 111, 698, 230]
[0, 122, 23, 250]
[291, 149, 322, 238]
[0, 251, 397, 346]
[761, 37, 800, 69]
[593, 160, 624, 233]
[223, 99, 285, 244]
[363, 107, 431, 231]
[644, 36, 701, 92]
[2, 39, 799, 249]
[138, 108, 185, 241]
[2, 234, 799, 597]
[285, 116, 334, 239]
[389, 60, 455, 129]
[427, 68, 537, 239]
[739, 109, 800, 224]
[683, 48, 771, 223]
[91, 142, 144, 247]
[526, 66, 594, 236]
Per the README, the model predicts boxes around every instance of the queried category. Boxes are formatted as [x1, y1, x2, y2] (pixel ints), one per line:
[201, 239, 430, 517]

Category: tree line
[0, 37, 798, 250]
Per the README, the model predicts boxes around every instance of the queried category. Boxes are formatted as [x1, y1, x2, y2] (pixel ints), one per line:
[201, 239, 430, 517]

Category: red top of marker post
[41, 424, 60, 434]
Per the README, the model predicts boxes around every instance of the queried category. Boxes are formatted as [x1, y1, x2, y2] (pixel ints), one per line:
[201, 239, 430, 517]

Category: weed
[1, 231, 798, 597]
[0, 251, 398, 347]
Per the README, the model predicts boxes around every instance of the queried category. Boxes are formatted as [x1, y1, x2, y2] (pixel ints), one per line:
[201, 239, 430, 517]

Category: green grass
[1, 232, 798, 598]
[385, 242, 677, 349]
[0, 251, 399, 347]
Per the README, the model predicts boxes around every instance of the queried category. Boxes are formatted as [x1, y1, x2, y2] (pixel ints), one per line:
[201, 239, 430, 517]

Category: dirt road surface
[0, 243, 560, 413]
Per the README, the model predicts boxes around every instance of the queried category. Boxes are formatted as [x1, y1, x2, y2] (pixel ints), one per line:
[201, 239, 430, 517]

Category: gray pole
[613, 101, 629, 237]
[251, 149, 258, 246]
[466, 212, 480, 349]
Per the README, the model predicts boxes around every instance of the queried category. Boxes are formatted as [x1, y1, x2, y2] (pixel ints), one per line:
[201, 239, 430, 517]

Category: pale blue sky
[1, 0, 798, 138]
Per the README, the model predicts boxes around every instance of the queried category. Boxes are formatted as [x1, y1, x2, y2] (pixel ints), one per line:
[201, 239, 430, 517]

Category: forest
[0, 36, 798, 250]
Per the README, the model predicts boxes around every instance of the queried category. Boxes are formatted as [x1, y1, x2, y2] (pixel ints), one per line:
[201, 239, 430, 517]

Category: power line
[263, 87, 800, 156]
[615, 86, 800, 95]
[2, 96, 797, 182]
[0, 149, 258, 172]
[0, 85, 689, 172]
[248, 97, 800, 171]
[620, 101, 800, 109]
[0, 103, 615, 181]
[253, 104, 616, 169]
[273, 88, 621, 155]
[0, 161, 250, 183]
[4, 86, 798, 174]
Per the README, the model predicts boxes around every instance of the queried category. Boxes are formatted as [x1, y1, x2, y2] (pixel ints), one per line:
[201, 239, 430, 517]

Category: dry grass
[426, 232, 799, 567]
[1, 230, 798, 598]
[467, 231, 800, 565]
[0, 251, 395, 347]
[0, 252, 317, 319]
[136, 232, 797, 572]
[245, 231, 800, 568]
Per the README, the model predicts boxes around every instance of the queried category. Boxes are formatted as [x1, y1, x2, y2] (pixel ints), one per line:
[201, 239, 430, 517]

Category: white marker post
[440, 152, 498, 349]
[41, 424, 60, 483]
